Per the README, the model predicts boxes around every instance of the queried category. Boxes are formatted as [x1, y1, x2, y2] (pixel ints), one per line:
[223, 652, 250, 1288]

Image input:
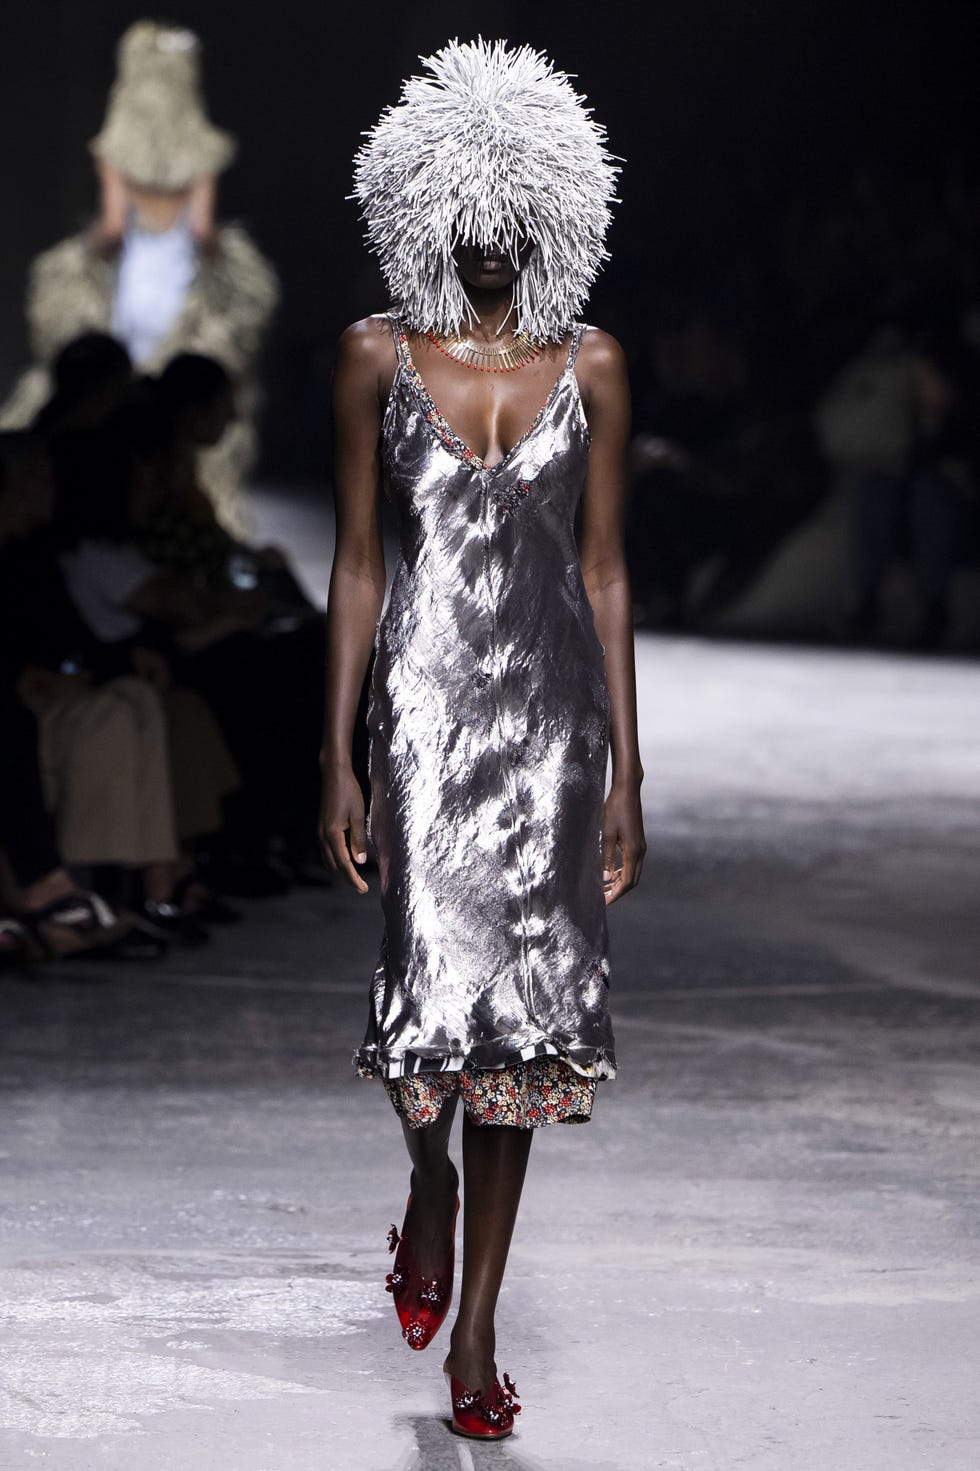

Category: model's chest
[410, 371, 571, 472]
[383, 371, 590, 518]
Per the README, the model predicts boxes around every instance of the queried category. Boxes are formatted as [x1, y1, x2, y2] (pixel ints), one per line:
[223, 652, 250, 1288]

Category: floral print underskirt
[380, 1056, 597, 1130]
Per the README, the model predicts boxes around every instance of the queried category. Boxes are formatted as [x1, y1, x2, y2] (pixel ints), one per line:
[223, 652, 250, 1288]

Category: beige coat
[1, 223, 279, 532]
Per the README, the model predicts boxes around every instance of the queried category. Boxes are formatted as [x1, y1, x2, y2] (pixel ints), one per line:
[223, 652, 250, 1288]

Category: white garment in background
[111, 214, 196, 366]
[59, 540, 155, 643]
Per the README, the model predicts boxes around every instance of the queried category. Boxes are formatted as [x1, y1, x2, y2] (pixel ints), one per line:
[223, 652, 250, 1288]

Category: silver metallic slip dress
[355, 315, 616, 1102]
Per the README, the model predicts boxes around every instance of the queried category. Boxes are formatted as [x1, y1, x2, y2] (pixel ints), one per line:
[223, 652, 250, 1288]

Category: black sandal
[18, 891, 133, 961]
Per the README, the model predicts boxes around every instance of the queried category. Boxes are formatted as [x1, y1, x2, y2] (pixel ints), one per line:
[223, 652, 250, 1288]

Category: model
[0, 21, 277, 533]
[320, 39, 645, 1440]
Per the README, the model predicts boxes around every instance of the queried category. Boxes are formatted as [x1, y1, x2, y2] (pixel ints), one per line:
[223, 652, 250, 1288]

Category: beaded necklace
[424, 329, 543, 374]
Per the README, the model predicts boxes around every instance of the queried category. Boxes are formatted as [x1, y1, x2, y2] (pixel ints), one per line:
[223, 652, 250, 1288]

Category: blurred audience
[623, 158, 980, 648]
[48, 373, 326, 894]
[906, 332, 980, 646]
[0, 429, 224, 947]
[35, 332, 135, 437]
[816, 317, 979, 646]
[627, 307, 823, 628]
[0, 330, 332, 976]
[0, 676, 152, 967]
[143, 354, 316, 621]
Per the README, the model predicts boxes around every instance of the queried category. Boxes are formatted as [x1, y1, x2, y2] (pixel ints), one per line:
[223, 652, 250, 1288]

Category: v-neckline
[396, 325, 578, 475]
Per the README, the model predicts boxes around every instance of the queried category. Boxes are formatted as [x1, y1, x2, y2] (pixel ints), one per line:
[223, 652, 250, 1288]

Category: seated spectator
[816, 313, 979, 647]
[814, 321, 916, 640]
[0, 675, 147, 964]
[33, 332, 135, 437]
[142, 353, 316, 620]
[150, 357, 368, 827]
[52, 412, 326, 888]
[906, 330, 980, 647]
[0, 442, 156, 964]
[0, 429, 224, 943]
[628, 307, 822, 627]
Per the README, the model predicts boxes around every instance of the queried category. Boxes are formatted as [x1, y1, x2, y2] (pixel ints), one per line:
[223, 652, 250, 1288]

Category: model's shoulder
[338, 314, 398, 365]
[335, 316, 399, 402]
[575, 325, 627, 371]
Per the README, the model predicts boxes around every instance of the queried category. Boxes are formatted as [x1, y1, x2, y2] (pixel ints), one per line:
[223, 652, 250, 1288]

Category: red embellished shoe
[385, 1193, 460, 1350]
[447, 1370, 522, 1440]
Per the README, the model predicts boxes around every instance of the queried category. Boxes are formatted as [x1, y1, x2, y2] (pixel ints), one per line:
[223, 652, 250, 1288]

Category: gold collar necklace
[424, 329, 543, 374]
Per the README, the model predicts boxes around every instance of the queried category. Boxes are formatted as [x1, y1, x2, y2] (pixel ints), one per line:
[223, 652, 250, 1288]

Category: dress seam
[480, 470, 537, 1028]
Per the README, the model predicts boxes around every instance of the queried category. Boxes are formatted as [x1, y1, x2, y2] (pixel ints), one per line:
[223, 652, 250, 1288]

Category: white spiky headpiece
[352, 38, 620, 342]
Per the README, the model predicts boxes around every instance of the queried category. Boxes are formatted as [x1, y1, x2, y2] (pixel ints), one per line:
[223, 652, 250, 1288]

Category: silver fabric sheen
[355, 317, 616, 1082]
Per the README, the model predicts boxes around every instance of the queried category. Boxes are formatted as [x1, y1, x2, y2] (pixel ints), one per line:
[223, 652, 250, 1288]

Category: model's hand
[601, 783, 646, 905]
[320, 762, 370, 894]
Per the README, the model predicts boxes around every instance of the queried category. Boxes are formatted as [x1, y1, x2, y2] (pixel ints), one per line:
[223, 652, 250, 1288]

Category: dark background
[1, 0, 977, 478]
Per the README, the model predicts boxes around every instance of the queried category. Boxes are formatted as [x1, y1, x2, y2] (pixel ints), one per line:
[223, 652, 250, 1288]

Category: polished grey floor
[2, 635, 979, 1470]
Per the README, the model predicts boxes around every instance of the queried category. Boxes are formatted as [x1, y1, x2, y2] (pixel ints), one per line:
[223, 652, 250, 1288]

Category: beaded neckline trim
[395, 324, 580, 474]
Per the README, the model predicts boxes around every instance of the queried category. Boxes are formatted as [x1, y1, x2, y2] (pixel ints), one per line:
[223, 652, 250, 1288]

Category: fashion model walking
[320, 39, 645, 1440]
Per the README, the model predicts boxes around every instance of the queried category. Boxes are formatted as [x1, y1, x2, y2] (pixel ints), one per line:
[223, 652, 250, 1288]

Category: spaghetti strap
[386, 312, 411, 366]
[565, 323, 587, 373]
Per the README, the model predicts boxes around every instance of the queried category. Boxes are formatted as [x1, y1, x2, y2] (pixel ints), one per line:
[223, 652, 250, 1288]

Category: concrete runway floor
[1, 635, 979, 1470]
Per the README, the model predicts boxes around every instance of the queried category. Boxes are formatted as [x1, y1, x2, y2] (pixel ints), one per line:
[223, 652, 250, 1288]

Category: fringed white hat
[90, 22, 236, 190]
[353, 38, 620, 343]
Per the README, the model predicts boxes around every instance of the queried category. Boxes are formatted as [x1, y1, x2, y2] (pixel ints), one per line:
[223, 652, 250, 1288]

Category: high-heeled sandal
[385, 1192, 460, 1350]
[446, 1370, 522, 1439]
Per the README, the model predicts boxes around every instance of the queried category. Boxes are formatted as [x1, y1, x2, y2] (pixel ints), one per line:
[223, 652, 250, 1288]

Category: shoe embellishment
[403, 1319, 429, 1349]
[449, 1371, 523, 1437]
[385, 1193, 460, 1351]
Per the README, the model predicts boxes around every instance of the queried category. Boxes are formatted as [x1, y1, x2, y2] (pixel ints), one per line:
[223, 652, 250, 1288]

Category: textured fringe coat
[0, 224, 278, 533]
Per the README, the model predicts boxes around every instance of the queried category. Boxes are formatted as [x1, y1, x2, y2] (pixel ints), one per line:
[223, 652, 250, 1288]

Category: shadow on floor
[394, 1411, 622, 1471]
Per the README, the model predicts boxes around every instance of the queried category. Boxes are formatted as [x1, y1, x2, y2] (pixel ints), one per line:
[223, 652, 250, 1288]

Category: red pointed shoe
[385, 1199, 414, 1319]
[385, 1194, 460, 1351]
[447, 1370, 522, 1440]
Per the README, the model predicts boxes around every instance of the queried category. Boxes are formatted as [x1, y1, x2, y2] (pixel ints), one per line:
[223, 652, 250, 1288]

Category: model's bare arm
[577, 329, 646, 903]
[320, 318, 393, 893]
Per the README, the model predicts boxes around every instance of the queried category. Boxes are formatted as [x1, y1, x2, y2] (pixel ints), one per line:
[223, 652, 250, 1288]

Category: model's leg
[844, 469, 903, 634]
[400, 1093, 460, 1279]
[909, 466, 960, 646]
[444, 1114, 533, 1391]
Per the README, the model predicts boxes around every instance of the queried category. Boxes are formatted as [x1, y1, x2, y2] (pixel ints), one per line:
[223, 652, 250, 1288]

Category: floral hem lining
[354, 1037, 616, 1082]
[378, 1056, 597, 1130]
